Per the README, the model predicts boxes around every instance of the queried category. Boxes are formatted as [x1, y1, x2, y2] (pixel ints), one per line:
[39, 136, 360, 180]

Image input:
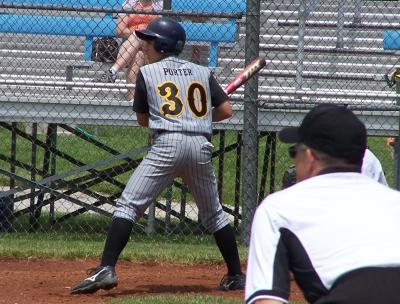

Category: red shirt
[127, 2, 159, 30]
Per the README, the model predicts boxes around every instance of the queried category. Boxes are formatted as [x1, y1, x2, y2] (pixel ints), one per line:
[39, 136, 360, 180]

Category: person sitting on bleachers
[94, 0, 163, 100]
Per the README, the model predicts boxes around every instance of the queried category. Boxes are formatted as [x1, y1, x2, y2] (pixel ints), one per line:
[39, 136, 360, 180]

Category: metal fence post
[336, 0, 345, 48]
[48, 124, 57, 224]
[353, 0, 362, 24]
[145, 203, 156, 235]
[295, 0, 306, 89]
[165, 186, 173, 234]
[241, 0, 261, 246]
[29, 123, 38, 231]
[393, 70, 400, 189]
[0, 195, 13, 232]
[393, 139, 400, 190]
[296, 0, 319, 89]
[163, 0, 171, 10]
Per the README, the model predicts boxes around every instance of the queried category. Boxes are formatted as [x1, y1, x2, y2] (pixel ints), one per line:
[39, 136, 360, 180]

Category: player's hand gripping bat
[224, 57, 266, 95]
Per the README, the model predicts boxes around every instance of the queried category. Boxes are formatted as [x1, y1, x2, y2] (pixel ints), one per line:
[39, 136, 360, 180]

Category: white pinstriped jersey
[116, 58, 230, 234]
[362, 148, 388, 186]
[134, 57, 226, 136]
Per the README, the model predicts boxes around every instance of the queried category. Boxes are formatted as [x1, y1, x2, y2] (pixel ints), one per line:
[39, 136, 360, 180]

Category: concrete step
[257, 44, 398, 57]
[260, 9, 400, 23]
[1, 84, 96, 96]
[219, 48, 399, 67]
[265, 53, 398, 65]
[256, 88, 397, 106]
[0, 73, 128, 87]
[1, 88, 127, 101]
[0, 39, 84, 53]
[0, 60, 122, 80]
[258, 76, 391, 92]
[0, 48, 84, 60]
[261, 1, 400, 15]
[255, 34, 385, 49]
[0, 32, 86, 47]
[236, 33, 386, 50]
[253, 23, 391, 39]
[0, 56, 98, 70]
[224, 58, 394, 74]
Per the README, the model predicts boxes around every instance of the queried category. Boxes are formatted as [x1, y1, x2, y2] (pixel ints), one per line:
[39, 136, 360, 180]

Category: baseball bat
[224, 57, 266, 95]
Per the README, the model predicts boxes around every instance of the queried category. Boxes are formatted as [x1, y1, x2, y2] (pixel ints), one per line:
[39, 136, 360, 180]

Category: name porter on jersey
[163, 68, 193, 76]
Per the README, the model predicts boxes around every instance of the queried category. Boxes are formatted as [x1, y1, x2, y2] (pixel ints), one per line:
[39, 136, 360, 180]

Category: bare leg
[112, 32, 142, 72]
[126, 50, 146, 100]
[93, 33, 144, 84]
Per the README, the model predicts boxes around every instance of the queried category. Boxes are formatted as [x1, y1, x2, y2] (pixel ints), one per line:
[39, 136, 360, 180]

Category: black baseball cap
[278, 104, 367, 164]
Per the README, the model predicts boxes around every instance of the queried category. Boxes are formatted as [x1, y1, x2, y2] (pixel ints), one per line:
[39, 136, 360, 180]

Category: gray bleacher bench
[0, 0, 245, 68]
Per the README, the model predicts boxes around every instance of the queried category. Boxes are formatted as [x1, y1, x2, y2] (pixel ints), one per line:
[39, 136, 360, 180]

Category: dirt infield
[0, 257, 305, 303]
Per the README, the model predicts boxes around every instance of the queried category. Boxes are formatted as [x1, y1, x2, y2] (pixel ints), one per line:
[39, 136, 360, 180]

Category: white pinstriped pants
[113, 131, 229, 233]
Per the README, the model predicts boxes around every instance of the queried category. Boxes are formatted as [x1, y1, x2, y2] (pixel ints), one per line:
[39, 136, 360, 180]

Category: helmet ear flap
[154, 38, 184, 54]
[175, 40, 184, 53]
[154, 39, 167, 53]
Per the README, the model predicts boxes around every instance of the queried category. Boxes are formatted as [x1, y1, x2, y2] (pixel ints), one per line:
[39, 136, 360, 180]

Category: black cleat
[218, 273, 246, 291]
[70, 266, 118, 294]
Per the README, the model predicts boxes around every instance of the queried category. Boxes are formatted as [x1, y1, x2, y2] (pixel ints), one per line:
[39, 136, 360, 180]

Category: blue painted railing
[383, 31, 400, 50]
[0, 14, 116, 60]
[0, 0, 245, 66]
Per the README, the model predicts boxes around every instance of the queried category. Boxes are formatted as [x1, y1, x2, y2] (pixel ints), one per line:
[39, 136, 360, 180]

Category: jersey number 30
[157, 81, 208, 119]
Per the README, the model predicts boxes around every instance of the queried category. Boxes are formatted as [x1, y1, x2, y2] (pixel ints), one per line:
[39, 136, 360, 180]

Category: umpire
[70, 17, 245, 294]
[245, 104, 400, 304]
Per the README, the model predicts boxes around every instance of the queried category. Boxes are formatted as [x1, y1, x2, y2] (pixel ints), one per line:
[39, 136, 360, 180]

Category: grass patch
[0, 125, 149, 194]
[104, 295, 242, 304]
[5, 210, 239, 238]
[0, 232, 248, 264]
[0, 125, 395, 206]
[103, 295, 306, 304]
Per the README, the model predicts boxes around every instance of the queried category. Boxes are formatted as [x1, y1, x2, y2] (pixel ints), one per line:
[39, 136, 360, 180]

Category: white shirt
[362, 148, 388, 186]
[122, 0, 163, 10]
[245, 172, 400, 304]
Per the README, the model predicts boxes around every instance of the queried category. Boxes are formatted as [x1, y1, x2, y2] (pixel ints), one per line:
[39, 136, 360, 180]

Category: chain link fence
[0, 0, 399, 242]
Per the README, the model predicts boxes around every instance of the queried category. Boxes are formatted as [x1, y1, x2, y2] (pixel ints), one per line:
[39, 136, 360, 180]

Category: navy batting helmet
[135, 17, 186, 55]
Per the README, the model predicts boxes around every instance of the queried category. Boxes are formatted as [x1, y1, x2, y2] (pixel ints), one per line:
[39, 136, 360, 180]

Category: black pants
[316, 267, 400, 304]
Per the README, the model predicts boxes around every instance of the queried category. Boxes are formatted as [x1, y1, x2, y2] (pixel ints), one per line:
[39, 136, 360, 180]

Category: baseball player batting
[70, 16, 245, 294]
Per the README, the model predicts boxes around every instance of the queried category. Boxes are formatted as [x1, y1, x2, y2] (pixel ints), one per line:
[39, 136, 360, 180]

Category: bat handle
[224, 83, 235, 95]
[225, 79, 243, 94]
